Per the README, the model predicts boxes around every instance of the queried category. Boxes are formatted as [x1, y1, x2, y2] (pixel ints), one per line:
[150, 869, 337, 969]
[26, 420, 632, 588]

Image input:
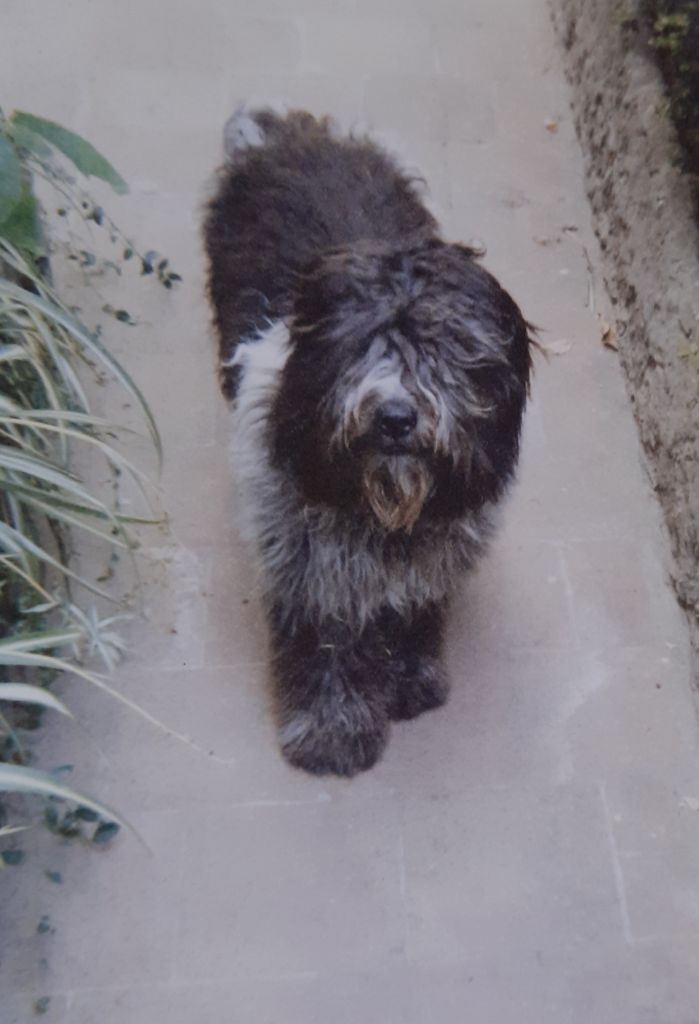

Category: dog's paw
[278, 691, 389, 777]
[389, 656, 449, 721]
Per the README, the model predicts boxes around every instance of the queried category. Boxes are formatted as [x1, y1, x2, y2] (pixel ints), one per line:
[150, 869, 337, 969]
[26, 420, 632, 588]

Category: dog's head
[271, 239, 533, 531]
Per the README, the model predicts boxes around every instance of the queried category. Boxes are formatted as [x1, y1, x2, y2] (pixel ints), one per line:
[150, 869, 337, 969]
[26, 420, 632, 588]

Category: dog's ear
[434, 242, 534, 382]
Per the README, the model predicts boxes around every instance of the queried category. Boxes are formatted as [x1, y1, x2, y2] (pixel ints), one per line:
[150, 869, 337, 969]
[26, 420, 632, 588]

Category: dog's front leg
[270, 611, 391, 777]
[384, 602, 450, 722]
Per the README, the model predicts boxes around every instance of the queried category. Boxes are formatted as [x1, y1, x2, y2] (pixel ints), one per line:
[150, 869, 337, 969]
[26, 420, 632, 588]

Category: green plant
[615, 2, 640, 29]
[0, 109, 180, 292]
[0, 111, 176, 844]
[649, 10, 691, 49]
[643, 1, 699, 183]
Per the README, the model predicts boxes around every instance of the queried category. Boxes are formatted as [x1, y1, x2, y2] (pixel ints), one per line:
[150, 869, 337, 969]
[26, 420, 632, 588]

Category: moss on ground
[643, 1, 699, 180]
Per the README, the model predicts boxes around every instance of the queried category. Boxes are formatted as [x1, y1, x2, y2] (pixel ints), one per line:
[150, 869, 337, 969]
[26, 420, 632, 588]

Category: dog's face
[271, 240, 532, 531]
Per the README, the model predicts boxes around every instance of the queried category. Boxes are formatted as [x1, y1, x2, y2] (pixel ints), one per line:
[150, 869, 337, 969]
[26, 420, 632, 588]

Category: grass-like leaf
[0, 627, 84, 653]
[0, 521, 114, 600]
[0, 824, 30, 838]
[0, 646, 202, 753]
[0, 763, 126, 829]
[0, 683, 73, 717]
[0, 278, 162, 463]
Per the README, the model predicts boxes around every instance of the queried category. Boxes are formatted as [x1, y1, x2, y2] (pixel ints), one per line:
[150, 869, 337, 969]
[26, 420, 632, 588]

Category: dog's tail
[222, 105, 328, 162]
[222, 106, 266, 161]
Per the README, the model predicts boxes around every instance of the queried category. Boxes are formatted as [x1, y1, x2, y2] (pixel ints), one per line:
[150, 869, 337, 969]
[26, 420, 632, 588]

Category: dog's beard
[361, 454, 432, 532]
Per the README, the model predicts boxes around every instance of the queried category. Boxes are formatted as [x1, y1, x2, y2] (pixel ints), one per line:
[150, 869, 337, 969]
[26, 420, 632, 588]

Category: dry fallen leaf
[541, 339, 572, 356]
[600, 321, 618, 351]
[545, 119, 559, 133]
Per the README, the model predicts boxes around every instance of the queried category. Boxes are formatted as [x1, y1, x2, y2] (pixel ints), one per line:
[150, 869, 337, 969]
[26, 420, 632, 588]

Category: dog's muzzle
[373, 399, 418, 454]
[340, 388, 438, 530]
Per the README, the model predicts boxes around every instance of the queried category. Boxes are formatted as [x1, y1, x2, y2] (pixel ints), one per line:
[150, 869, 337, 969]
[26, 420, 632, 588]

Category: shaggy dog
[204, 109, 533, 777]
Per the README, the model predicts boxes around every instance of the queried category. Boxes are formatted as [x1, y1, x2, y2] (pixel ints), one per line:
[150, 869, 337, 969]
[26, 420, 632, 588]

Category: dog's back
[204, 109, 436, 395]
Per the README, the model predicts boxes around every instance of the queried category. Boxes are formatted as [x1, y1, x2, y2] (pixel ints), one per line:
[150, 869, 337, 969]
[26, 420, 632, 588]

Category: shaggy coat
[204, 109, 533, 776]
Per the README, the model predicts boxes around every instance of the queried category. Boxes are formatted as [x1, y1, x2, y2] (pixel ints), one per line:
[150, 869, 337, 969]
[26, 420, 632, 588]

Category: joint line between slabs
[599, 780, 634, 946]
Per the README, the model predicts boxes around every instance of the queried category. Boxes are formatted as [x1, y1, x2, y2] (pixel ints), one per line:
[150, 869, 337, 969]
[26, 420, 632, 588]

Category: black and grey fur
[204, 108, 533, 777]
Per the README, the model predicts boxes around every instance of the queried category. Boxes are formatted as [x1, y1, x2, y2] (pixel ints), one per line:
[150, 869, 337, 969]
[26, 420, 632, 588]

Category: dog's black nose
[376, 400, 418, 441]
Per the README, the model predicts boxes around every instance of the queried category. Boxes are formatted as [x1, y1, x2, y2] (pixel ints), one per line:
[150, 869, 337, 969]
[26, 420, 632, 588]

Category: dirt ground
[553, 0, 699, 669]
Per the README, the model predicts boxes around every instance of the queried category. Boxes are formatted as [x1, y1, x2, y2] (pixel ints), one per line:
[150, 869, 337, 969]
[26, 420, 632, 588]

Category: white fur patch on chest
[230, 320, 291, 414]
[228, 320, 291, 540]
